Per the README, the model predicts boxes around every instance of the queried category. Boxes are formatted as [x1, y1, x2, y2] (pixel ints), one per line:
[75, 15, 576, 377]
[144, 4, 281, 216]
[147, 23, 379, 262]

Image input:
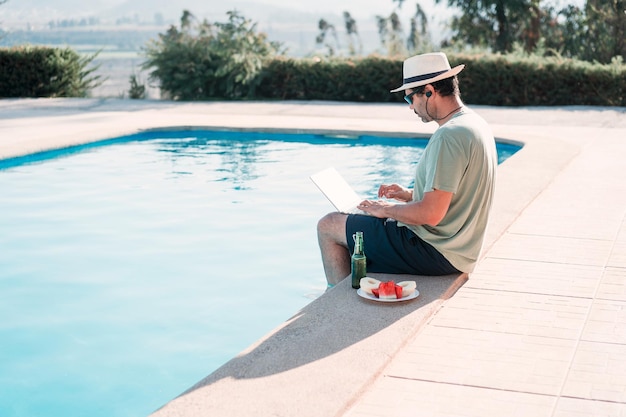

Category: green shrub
[257, 55, 401, 102]
[128, 74, 146, 99]
[142, 10, 282, 100]
[0, 45, 101, 98]
[449, 53, 625, 107]
[256, 53, 625, 106]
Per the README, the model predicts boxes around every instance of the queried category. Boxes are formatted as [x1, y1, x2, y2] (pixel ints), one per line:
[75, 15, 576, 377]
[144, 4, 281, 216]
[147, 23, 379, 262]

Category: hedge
[450, 53, 624, 107]
[256, 56, 401, 103]
[0, 46, 100, 98]
[256, 53, 625, 107]
[1, 45, 623, 106]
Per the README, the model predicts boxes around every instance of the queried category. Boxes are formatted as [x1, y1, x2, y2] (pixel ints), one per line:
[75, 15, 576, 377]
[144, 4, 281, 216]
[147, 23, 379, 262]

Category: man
[317, 52, 497, 287]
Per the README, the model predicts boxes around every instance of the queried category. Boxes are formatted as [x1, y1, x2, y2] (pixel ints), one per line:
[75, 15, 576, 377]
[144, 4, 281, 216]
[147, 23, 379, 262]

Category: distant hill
[106, 0, 266, 21]
[2, 0, 334, 26]
[1, 0, 352, 55]
[2, 0, 125, 17]
[1, 0, 448, 56]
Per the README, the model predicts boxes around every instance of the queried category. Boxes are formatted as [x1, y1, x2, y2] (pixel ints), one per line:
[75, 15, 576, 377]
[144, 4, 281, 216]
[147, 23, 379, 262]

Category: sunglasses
[403, 88, 424, 105]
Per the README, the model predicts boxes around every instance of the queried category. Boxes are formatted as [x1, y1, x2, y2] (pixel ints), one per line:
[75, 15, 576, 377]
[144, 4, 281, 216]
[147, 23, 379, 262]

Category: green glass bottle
[351, 231, 366, 289]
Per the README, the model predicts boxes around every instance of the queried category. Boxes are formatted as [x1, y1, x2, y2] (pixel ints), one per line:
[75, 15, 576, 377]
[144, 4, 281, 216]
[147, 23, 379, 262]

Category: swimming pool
[0, 130, 520, 417]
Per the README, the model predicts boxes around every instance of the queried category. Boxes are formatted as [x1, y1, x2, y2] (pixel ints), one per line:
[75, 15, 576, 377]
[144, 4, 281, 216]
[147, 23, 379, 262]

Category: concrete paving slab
[609, 222, 626, 268]
[486, 233, 614, 266]
[432, 288, 591, 339]
[554, 397, 626, 417]
[467, 257, 604, 298]
[582, 299, 626, 344]
[385, 325, 578, 395]
[597, 268, 626, 301]
[562, 341, 626, 403]
[345, 378, 557, 417]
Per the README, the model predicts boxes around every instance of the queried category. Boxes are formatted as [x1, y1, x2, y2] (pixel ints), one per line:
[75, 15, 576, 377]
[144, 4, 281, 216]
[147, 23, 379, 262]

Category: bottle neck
[354, 235, 363, 255]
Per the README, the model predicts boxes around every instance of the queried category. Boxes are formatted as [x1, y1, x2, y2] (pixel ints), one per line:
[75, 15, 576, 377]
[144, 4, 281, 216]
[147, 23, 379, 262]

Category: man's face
[405, 89, 431, 123]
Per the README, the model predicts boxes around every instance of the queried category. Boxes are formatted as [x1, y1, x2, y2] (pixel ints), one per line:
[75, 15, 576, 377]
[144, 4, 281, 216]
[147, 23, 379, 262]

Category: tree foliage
[343, 12, 362, 56]
[437, 0, 625, 63]
[530, 0, 625, 63]
[315, 12, 363, 57]
[407, 3, 432, 53]
[376, 0, 433, 56]
[316, 18, 340, 56]
[141, 10, 283, 100]
[376, 11, 406, 56]
[437, 0, 535, 52]
[583, 0, 625, 63]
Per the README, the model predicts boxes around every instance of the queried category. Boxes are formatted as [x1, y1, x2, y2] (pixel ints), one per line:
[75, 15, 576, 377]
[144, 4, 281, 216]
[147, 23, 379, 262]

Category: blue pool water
[0, 130, 519, 417]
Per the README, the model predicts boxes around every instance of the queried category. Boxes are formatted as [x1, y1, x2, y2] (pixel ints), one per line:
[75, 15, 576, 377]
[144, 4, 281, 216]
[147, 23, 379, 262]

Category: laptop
[310, 167, 368, 214]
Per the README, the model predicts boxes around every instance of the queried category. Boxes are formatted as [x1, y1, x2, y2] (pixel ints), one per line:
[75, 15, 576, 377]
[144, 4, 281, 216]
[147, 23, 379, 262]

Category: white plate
[357, 288, 419, 303]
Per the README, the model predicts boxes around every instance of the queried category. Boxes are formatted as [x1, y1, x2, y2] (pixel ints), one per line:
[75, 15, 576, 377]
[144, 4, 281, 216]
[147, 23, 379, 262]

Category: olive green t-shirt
[401, 108, 497, 273]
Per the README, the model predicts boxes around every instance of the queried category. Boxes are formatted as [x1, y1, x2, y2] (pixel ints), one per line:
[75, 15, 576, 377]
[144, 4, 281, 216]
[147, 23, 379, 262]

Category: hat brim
[390, 64, 465, 93]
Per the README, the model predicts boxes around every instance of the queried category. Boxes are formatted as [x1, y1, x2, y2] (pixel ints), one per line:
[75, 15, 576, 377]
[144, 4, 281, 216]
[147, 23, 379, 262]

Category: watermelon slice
[371, 281, 403, 299]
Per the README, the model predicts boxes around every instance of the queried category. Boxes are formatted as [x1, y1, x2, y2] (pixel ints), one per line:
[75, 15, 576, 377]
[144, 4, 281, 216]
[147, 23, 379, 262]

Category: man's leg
[317, 212, 350, 286]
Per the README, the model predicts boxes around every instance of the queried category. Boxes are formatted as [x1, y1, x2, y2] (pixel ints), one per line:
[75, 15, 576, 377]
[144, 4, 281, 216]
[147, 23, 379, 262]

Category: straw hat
[390, 52, 465, 93]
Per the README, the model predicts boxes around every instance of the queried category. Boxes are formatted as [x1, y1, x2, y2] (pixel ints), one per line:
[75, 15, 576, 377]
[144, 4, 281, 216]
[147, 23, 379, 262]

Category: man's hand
[378, 184, 412, 202]
[357, 199, 394, 218]
[359, 189, 453, 226]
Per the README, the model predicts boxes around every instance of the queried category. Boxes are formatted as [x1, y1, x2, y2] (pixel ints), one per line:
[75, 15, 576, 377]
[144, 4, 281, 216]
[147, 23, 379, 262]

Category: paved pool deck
[1, 99, 626, 417]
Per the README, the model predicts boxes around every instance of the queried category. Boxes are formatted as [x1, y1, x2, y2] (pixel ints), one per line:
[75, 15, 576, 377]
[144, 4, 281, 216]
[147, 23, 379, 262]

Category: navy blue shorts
[346, 214, 460, 276]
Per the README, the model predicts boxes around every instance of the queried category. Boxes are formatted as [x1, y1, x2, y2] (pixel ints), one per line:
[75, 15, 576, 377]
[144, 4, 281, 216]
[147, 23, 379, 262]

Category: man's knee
[317, 212, 333, 233]
[317, 212, 347, 239]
